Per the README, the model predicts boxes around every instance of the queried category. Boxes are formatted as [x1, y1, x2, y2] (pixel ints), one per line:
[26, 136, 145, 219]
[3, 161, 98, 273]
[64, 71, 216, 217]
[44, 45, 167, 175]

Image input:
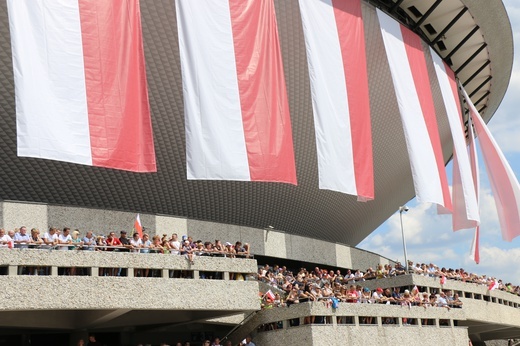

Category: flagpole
[399, 206, 409, 273]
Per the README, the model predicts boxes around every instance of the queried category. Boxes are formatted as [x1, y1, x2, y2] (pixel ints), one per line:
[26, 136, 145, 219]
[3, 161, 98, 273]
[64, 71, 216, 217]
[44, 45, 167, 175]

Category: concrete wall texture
[0, 201, 391, 270]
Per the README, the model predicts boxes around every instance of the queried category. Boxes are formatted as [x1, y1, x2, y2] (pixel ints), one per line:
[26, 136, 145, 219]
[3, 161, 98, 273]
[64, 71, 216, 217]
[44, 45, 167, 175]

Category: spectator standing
[119, 231, 131, 251]
[58, 228, 72, 250]
[13, 226, 32, 249]
[242, 335, 256, 346]
[106, 232, 122, 250]
[83, 231, 96, 250]
[169, 233, 181, 255]
[42, 227, 58, 249]
[30, 228, 43, 248]
[86, 335, 102, 346]
[71, 230, 83, 249]
[140, 233, 151, 253]
[130, 232, 142, 253]
[0, 229, 11, 248]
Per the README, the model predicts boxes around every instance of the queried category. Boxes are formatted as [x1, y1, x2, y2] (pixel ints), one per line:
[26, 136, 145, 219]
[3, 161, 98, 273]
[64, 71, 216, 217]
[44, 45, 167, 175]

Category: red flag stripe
[401, 27, 452, 210]
[332, 0, 374, 199]
[228, 0, 297, 183]
[79, 0, 156, 172]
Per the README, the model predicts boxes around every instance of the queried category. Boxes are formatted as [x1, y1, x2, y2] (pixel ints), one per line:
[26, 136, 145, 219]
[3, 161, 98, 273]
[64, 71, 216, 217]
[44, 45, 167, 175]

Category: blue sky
[358, 0, 520, 284]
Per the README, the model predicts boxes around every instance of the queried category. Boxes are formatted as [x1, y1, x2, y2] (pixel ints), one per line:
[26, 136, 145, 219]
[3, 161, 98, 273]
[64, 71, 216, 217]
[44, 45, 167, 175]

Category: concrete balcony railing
[0, 249, 260, 329]
[232, 274, 520, 345]
[231, 301, 468, 346]
[361, 274, 520, 310]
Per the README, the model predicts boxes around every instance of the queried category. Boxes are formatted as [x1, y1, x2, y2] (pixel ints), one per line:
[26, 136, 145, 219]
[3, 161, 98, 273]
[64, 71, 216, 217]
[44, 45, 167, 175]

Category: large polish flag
[299, 0, 373, 200]
[176, 0, 297, 184]
[377, 10, 451, 209]
[430, 49, 479, 229]
[462, 88, 520, 242]
[467, 115, 480, 264]
[8, 0, 156, 172]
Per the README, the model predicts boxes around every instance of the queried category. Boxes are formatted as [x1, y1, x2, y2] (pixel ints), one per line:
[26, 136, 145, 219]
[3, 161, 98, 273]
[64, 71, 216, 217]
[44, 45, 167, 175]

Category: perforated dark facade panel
[0, 0, 510, 246]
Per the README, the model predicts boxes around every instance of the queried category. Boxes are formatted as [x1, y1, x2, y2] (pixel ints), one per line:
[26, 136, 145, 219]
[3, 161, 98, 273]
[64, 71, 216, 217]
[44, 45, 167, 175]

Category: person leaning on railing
[0, 229, 12, 248]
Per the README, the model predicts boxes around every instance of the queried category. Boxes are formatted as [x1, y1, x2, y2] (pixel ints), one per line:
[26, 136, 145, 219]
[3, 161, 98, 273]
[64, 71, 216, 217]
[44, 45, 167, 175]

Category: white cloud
[462, 246, 520, 284]
[485, 1, 520, 154]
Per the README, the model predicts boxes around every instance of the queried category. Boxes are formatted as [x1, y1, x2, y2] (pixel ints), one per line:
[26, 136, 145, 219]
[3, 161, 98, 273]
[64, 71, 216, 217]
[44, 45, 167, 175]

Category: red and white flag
[378, 10, 451, 209]
[462, 88, 520, 242]
[7, 0, 156, 172]
[266, 290, 276, 301]
[176, 0, 296, 184]
[134, 214, 143, 238]
[440, 275, 446, 285]
[431, 50, 479, 229]
[469, 226, 480, 264]
[488, 280, 499, 291]
[299, 0, 373, 200]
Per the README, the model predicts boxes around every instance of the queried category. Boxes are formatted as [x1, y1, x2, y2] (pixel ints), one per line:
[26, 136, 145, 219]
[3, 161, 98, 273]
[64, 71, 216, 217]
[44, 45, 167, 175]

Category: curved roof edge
[374, 0, 513, 122]
[460, 0, 513, 121]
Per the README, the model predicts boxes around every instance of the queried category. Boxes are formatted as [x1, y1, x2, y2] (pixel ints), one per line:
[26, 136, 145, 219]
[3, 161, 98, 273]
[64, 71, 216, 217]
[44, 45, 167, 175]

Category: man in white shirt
[57, 227, 72, 250]
[130, 233, 142, 253]
[169, 233, 181, 255]
[42, 227, 58, 249]
[0, 229, 12, 248]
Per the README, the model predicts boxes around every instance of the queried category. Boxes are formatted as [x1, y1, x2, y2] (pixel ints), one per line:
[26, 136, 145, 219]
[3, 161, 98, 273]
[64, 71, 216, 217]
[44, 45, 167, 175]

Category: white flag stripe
[377, 10, 444, 205]
[176, 0, 250, 180]
[298, 0, 356, 194]
[8, 0, 92, 165]
[431, 49, 479, 225]
[467, 111, 480, 263]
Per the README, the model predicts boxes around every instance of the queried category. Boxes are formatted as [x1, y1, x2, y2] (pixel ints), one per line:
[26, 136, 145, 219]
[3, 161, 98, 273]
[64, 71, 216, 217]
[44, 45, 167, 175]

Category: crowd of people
[1, 226, 518, 297]
[255, 261, 519, 312]
[0, 226, 252, 261]
[407, 260, 520, 296]
[79, 334, 256, 346]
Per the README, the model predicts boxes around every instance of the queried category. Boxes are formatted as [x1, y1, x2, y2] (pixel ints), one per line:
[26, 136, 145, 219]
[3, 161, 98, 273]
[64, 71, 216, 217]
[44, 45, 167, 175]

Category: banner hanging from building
[377, 9, 451, 209]
[431, 49, 479, 229]
[176, 0, 297, 184]
[8, 0, 156, 172]
[299, 0, 373, 200]
[462, 88, 520, 242]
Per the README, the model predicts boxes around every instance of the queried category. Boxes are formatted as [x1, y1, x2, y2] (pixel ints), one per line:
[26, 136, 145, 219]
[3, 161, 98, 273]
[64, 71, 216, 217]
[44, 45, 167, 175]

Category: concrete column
[223, 272, 230, 280]
[193, 270, 199, 279]
[8, 265, 17, 276]
[91, 267, 98, 277]
[51, 266, 58, 277]
[162, 269, 169, 278]
[127, 268, 134, 278]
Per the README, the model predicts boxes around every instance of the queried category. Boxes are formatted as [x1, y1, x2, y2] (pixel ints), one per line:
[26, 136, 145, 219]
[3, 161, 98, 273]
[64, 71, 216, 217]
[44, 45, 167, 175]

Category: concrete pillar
[8, 265, 17, 276]
[127, 268, 134, 278]
[223, 272, 230, 280]
[91, 267, 98, 277]
[193, 270, 199, 279]
[50, 266, 58, 277]
[162, 269, 169, 278]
